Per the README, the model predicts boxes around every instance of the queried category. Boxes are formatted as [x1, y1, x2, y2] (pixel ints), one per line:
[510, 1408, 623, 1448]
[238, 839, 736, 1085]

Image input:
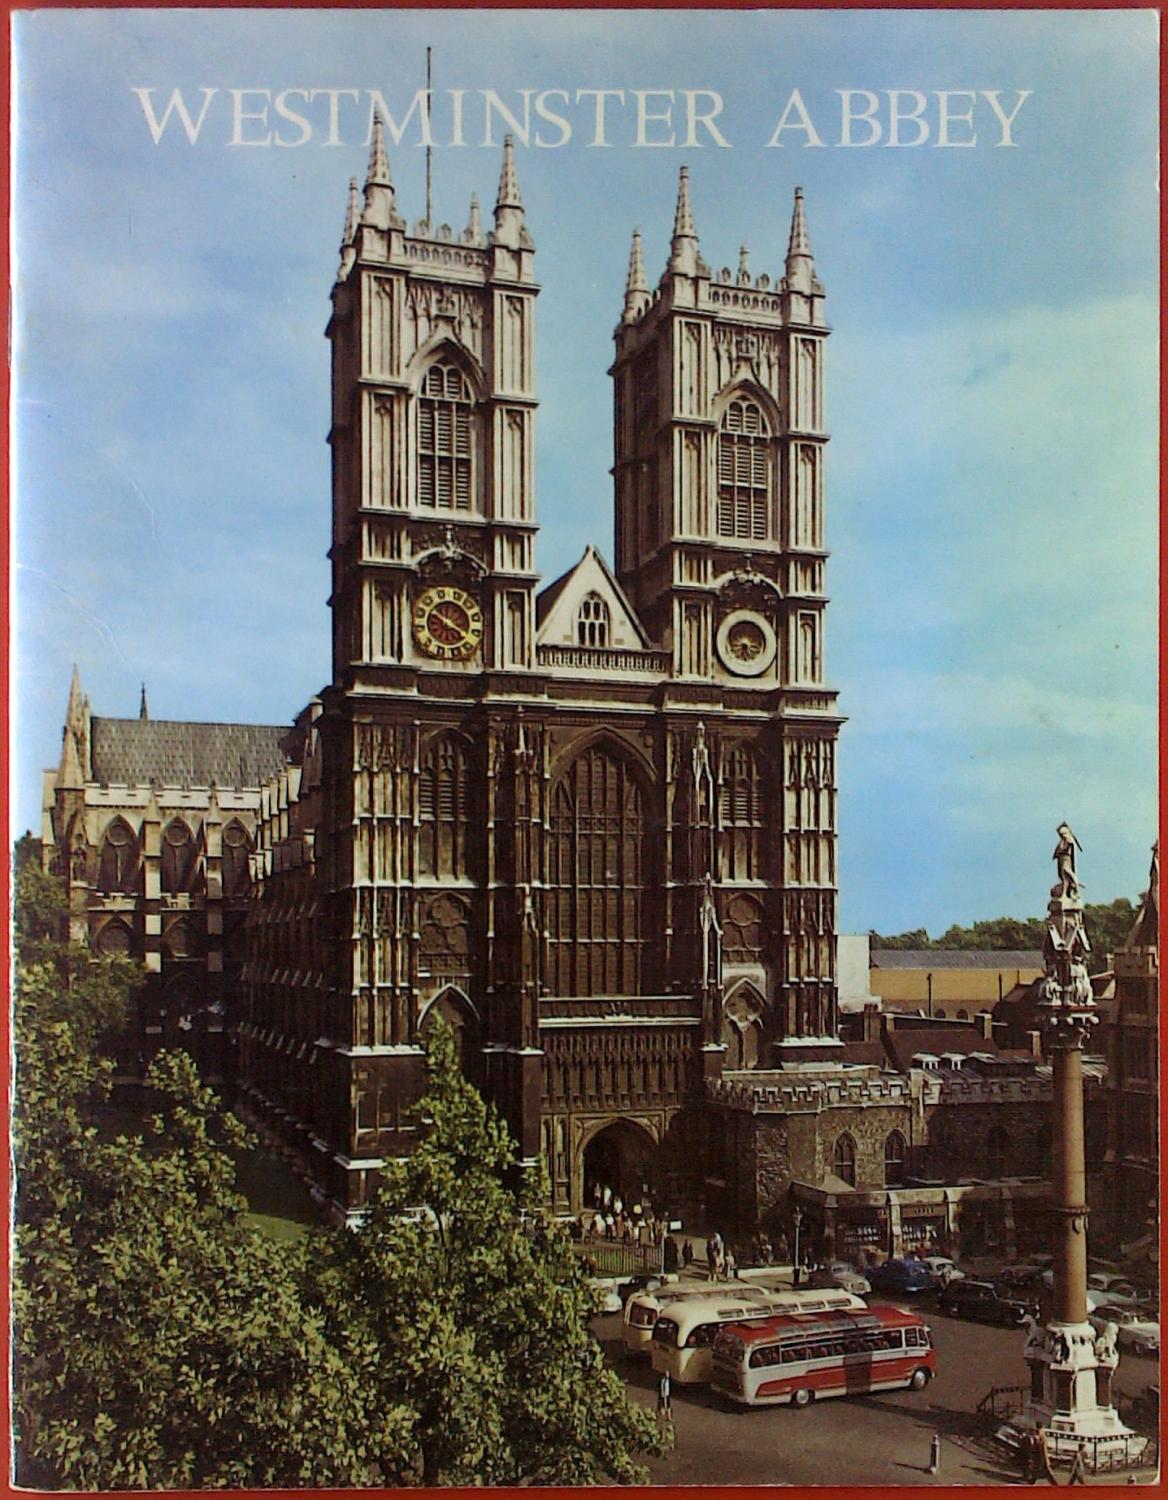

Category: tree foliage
[872, 896, 1138, 962]
[11, 866, 407, 1489]
[315, 1020, 668, 1486]
[12, 865, 662, 1488]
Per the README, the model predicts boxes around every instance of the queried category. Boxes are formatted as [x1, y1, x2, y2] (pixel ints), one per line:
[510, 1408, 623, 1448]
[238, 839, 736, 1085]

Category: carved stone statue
[1053, 822, 1083, 898]
[1093, 1321, 1119, 1366]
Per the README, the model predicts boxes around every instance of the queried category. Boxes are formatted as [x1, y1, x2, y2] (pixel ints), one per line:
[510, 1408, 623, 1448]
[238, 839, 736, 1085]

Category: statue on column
[1053, 822, 1083, 899]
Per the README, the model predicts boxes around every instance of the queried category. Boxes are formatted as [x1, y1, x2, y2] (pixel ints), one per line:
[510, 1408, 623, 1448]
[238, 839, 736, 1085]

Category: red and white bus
[711, 1304, 935, 1408]
[649, 1288, 866, 1385]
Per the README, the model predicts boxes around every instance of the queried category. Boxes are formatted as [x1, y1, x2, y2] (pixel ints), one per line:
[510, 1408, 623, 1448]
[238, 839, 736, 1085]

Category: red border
[1, 6, 1163, 1500]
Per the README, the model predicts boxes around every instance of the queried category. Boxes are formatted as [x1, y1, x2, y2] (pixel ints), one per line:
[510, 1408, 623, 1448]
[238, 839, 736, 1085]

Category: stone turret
[668, 164, 699, 276]
[622, 227, 648, 322]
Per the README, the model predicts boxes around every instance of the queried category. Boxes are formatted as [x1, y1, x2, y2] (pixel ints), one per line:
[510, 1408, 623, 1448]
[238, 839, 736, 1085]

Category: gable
[535, 546, 650, 650]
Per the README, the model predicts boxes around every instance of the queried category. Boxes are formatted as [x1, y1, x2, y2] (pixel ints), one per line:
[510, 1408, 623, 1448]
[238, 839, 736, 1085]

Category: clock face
[716, 609, 777, 677]
[413, 586, 483, 661]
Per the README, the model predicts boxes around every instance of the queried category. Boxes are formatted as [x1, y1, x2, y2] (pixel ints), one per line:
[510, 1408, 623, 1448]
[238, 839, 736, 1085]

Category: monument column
[1001, 825, 1144, 1470]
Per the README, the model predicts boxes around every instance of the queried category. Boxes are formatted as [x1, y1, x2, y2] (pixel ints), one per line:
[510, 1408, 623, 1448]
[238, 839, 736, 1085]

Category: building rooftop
[90, 717, 288, 790]
[871, 949, 1043, 970]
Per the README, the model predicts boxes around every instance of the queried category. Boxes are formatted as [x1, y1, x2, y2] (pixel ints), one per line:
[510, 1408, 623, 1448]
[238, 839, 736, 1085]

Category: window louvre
[716, 398, 771, 541]
[418, 363, 473, 513]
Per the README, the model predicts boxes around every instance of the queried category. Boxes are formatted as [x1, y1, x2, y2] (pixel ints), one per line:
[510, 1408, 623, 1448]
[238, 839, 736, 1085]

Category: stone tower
[612, 172, 841, 1052]
[327, 119, 539, 683]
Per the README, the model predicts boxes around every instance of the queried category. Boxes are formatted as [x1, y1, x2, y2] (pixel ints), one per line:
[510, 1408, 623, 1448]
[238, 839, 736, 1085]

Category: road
[594, 1294, 1157, 1487]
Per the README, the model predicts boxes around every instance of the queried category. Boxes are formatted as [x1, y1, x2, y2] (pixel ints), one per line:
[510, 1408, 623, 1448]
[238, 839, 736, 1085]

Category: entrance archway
[582, 1118, 657, 1211]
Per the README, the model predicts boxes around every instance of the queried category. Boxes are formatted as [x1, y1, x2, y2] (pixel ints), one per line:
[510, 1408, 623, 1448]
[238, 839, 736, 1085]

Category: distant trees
[11, 862, 663, 1489]
[872, 896, 1138, 963]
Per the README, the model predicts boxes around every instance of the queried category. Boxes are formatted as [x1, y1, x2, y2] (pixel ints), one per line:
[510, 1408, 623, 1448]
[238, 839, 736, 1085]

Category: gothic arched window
[161, 820, 199, 895]
[884, 1130, 907, 1187]
[547, 747, 644, 997]
[419, 736, 471, 880]
[221, 820, 252, 899]
[723, 743, 763, 881]
[95, 918, 136, 956]
[717, 398, 771, 541]
[97, 819, 141, 895]
[417, 362, 473, 512]
[576, 593, 610, 648]
[833, 1132, 857, 1187]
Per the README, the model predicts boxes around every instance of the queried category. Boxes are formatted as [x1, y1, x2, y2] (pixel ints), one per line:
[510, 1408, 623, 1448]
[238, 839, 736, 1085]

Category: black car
[617, 1272, 666, 1305]
[937, 1278, 1038, 1327]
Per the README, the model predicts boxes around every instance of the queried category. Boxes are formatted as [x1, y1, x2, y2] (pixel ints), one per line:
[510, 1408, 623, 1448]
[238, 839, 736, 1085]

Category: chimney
[862, 1002, 881, 1043]
[977, 1011, 995, 1042]
[1028, 1029, 1044, 1061]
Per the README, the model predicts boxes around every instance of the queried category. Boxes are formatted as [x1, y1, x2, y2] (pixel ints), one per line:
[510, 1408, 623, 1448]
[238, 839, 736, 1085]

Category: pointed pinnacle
[496, 134, 523, 211]
[626, 228, 647, 294]
[787, 185, 812, 260]
[139, 683, 149, 720]
[66, 663, 83, 721]
[342, 176, 360, 245]
[738, 245, 751, 279]
[672, 165, 697, 241]
[468, 192, 481, 239]
[365, 111, 391, 188]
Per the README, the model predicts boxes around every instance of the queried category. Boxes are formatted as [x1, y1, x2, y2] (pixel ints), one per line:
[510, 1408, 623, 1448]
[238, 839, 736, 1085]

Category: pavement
[594, 1290, 1160, 1487]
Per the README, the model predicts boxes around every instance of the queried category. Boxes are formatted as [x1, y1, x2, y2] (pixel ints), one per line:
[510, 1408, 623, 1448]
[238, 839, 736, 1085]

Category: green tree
[11, 865, 412, 1489]
[316, 1020, 669, 1486]
[873, 896, 1138, 961]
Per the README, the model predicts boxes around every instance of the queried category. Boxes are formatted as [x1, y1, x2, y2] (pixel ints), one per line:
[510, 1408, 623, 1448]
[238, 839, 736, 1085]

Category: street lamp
[792, 1205, 803, 1287]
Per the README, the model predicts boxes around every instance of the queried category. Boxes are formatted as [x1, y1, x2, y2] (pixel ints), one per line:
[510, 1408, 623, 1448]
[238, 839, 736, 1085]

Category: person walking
[724, 1246, 737, 1279]
[1067, 1445, 1088, 1485]
[657, 1370, 673, 1432]
[682, 1238, 694, 1271]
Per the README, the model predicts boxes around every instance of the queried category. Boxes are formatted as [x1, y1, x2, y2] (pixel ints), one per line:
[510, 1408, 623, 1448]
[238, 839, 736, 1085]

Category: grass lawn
[232, 1141, 323, 1244]
[100, 1083, 326, 1244]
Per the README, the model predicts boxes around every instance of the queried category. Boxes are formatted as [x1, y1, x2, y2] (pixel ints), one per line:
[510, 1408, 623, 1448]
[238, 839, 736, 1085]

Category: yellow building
[869, 949, 1043, 1019]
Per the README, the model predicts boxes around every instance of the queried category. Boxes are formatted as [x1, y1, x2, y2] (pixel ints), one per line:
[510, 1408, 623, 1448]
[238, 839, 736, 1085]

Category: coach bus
[711, 1304, 935, 1408]
[622, 1282, 769, 1356]
[649, 1288, 865, 1385]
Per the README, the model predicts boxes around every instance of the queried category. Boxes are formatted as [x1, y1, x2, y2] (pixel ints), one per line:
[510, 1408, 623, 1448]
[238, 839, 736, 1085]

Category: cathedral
[243, 123, 841, 1221]
[46, 127, 1095, 1253]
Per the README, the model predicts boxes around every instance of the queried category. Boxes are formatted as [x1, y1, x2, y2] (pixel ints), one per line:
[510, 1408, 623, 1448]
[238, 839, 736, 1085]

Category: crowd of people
[581, 1182, 668, 1249]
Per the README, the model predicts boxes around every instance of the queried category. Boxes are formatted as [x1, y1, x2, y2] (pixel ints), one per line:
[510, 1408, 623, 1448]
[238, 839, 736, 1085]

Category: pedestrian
[657, 1370, 673, 1431]
[613, 1194, 623, 1218]
[777, 1232, 789, 1264]
[927, 1431, 941, 1476]
[725, 1246, 737, 1279]
[1025, 1422, 1043, 1482]
[1068, 1446, 1088, 1485]
[682, 1238, 694, 1270]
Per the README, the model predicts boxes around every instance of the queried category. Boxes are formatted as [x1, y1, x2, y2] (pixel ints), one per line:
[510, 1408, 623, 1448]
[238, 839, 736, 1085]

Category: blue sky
[11, 8, 1159, 935]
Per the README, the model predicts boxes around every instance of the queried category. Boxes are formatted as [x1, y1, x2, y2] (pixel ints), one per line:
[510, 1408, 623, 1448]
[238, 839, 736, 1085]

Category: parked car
[1088, 1272, 1140, 1301]
[870, 1257, 934, 1295]
[588, 1278, 624, 1313]
[806, 1261, 871, 1296]
[919, 1256, 964, 1287]
[998, 1263, 1046, 1291]
[937, 1277, 1038, 1326]
[617, 1272, 668, 1305]
[1089, 1305, 1160, 1357]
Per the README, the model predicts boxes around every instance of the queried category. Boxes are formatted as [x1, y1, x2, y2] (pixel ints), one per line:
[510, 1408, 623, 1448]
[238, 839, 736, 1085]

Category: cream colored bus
[649, 1288, 865, 1385]
[621, 1282, 768, 1357]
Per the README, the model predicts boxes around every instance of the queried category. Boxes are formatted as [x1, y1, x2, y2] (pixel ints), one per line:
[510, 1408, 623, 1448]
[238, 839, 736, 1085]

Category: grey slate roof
[90, 718, 289, 789]
[871, 949, 1042, 970]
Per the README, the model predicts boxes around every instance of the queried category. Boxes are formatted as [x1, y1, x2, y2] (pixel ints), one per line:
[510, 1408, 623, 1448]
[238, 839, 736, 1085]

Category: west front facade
[238, 125, 843, 1221]
[44, 130, 1095, 1242]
